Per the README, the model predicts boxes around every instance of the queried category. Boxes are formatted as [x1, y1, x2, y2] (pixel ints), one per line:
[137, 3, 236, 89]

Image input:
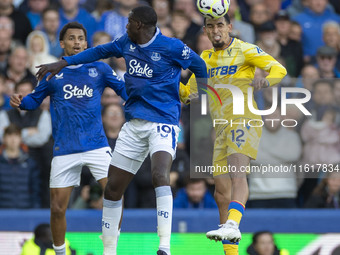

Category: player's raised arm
[243, 43, 287, 90]
[36, 59, 68, 82]
[62, 41, 122, 67]
[36, 36, 125, 81]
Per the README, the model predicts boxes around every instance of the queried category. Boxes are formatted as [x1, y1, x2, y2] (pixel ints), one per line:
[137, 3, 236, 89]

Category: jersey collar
[66, 64, 83, 69]
[138, 27, 160, 48]
[214, 37, 234, 52]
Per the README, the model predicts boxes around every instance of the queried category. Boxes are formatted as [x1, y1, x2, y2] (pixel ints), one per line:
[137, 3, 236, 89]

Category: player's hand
[250, 78, 269, 91]
[185, 93, 199, 104]
[36, 59, 68, 81]
[10, 94, 23, 108]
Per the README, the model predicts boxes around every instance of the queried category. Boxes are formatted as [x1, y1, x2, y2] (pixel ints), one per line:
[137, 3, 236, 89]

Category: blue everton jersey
[20, 62, 127, 156]
[64, 28, 207, 125]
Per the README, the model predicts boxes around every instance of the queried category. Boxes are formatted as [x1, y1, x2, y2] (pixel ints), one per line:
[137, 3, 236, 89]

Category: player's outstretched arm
[10, 94, 23, 108]
[36, 59, 68, 81]
[37, 40, 123, 81]
[18, 78, 50, 111]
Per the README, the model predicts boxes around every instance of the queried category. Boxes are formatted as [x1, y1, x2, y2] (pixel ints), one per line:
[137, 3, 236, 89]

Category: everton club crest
[151, 52, 161, 61]
[88, 68, 98, 78]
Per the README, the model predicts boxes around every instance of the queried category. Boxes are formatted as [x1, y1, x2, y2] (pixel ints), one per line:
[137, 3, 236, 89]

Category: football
[197, 0, 230, 19]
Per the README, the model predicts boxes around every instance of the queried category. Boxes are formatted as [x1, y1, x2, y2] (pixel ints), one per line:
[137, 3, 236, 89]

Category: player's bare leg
[151, 151, 173, 255]
[228, 153, 249, 204]
[102, 165, 134, 255]
[214, 175, 232, 224]
[50, 186, 73, 255]
[207, 153, 249, 245]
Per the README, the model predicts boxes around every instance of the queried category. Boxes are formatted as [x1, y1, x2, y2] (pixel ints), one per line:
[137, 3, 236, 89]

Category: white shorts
[50, 147, 112, 188]
[111, 119, 180, 174]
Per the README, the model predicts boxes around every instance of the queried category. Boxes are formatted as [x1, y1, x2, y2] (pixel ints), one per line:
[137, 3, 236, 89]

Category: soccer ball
[197, 0, 230, 19]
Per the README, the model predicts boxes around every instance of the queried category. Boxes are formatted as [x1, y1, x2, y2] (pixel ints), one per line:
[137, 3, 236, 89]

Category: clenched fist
[10, 94, 23, 108]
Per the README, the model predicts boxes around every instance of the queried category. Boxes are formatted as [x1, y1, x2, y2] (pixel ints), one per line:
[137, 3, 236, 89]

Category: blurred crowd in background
[0, 0, 339, 211]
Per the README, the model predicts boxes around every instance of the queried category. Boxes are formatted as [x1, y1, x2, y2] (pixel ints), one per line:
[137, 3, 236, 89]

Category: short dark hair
[59, 22, 87, 41]
[34, 223, 51, 239]
[4, 124, 21, 136]
[14, 79, 34, 93]
[204, 13, 231, 26]
[131, 6, 157, 27]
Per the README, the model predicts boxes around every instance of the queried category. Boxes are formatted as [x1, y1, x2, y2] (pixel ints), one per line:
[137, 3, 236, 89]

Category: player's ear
[84, 40, 88, 50]
[137, 21, 143, 30]
[203, 26, 207, 34]
[60, 40, 65, 49]
[228, 22, 233, 32]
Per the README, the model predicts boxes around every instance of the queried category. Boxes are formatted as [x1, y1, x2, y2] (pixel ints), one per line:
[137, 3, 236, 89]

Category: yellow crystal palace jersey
[181, 38, 287, 174]
[182, 38, 287, 134]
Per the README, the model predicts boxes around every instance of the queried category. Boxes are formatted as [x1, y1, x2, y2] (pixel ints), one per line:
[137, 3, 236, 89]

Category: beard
[212, 41, 225, 49]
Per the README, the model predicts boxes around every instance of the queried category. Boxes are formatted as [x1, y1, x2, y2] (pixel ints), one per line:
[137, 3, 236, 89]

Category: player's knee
[152, 170, 169, 187]
[104, 181, 123, 200]
[50, 202, 66, 219]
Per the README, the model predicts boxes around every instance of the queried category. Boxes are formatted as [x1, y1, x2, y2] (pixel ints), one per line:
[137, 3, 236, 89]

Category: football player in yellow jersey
[180, 14, 287, 255]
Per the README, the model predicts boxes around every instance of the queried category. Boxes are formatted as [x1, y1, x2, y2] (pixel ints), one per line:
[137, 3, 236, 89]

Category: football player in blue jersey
[10, 22, 128, 255]
[36, 6, 207, 255]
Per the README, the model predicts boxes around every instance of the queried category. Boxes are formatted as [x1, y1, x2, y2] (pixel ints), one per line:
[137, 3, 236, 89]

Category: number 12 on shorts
[157, 124, 171, 138]
[231, 129, 245, 142]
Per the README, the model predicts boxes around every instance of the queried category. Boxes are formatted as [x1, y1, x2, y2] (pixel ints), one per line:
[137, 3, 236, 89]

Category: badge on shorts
[88, 68, 98, 78]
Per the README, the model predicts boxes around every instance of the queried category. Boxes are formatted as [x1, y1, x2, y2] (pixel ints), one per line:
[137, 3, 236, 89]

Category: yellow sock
[227, 200, 245, 225]
[222, 240, 239, 255]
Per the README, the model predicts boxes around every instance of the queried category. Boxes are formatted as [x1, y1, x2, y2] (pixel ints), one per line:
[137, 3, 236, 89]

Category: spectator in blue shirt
[26, 0, 49, 29]
[174, 178, 217, 209]
[98, 0, 138, 40]
[40, 8, 63, 58]
[293, 0, 340, 62]
[59, 0, 97, 45]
